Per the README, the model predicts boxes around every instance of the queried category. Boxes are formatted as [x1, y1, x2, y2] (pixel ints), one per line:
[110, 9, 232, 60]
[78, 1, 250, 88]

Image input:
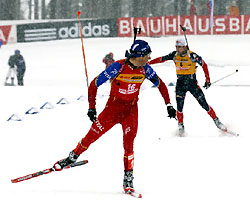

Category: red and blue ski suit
[74, 59, 171, 171]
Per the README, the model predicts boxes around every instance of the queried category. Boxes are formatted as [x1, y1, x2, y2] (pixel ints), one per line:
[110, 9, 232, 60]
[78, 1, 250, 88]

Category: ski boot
[53, 150, 79, 171]
[123, 170, 134, 193]
[213, 117, 227, 131]
[178, 122, 185, 136]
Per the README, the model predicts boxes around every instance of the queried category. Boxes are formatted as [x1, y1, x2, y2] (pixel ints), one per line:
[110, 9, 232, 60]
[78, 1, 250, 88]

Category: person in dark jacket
[5, 50, 26, 86]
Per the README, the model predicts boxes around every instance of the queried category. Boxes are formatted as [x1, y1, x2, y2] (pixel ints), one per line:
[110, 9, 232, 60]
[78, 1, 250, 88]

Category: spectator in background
[5, 50, 26, 86]
[190, 0, 197, 15]
[103, 52, 115, 69]
[229, 1, 239, 16]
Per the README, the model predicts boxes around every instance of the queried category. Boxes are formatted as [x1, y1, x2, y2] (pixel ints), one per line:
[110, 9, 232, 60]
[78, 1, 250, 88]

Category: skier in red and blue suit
[53, 40, 176, 194]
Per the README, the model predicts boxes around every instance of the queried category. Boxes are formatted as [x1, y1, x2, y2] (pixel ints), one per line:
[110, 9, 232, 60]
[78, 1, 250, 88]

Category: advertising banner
[17, 19, 117, 43]
[9, 15, 250, 44]
[118, 15, 250, 37]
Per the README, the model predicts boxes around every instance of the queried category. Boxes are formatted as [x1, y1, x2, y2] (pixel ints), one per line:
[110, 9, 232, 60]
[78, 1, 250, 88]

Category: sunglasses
[144, 52, 151, 58]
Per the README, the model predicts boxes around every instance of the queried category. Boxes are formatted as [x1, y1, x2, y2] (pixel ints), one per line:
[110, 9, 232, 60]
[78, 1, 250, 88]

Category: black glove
[167, 104, 176, 119]
[203, 81, 211, 89]
[87, 108, 97, 122]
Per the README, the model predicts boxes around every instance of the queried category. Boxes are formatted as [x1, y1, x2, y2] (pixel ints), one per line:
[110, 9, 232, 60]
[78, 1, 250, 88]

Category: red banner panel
[213, 16, 242, 34]
[118, 15, 250, 37]
[118, 17, 133, 37]
[179, 16, 195, 35]
[132, 17, 148, 37]
[148, 16, 164, 36]
[164, 16, 179, 35]
[0, 25, 12, 44]
[243, 15, 250, 34]
[196, 16, 211, 35]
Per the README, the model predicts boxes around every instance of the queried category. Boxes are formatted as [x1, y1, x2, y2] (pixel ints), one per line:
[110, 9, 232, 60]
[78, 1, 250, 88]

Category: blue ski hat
[15, 49, 20, 55]
[125, 40, 152, 58]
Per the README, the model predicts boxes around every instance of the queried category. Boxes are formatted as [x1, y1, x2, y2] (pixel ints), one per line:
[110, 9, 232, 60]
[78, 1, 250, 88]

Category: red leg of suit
[176, 110, 184, 123]
[74, 102, 117, 154]
[74, 98, 138, 171]
[207, 106, 217, 119]
[121, 103, 138, 171]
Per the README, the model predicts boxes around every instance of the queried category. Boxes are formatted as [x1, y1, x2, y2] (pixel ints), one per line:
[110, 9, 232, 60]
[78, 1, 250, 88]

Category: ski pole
[180, 25, 189, 49]
[133, 27, 141, 42]
[77, 11, 89, 88]
[180, 25, 191, 57]
[211, 69, 238, 85]
[11, 160, 88, 183]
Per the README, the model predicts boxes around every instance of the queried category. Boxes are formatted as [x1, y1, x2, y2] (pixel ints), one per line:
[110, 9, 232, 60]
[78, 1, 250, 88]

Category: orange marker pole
[77, 11, 89, 87]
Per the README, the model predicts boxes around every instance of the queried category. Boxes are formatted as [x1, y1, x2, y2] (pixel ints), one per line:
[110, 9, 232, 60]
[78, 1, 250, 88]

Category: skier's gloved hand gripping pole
[167, 103, 176, 119]
[87, 108, 97, 122]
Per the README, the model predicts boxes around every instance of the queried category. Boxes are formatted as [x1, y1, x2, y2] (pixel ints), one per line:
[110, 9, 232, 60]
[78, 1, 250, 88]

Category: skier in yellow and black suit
[149, 38, 226, 135]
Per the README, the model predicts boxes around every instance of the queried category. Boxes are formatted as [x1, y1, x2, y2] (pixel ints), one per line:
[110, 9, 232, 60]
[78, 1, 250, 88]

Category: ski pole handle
[133, 27, 141, 42]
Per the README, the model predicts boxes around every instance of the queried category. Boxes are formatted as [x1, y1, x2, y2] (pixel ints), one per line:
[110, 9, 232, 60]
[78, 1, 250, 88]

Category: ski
[178, 131, 185, 137]
[223, 128, 239, 137]
[11, 160, 88, 183]
[123, 191, 142, 198]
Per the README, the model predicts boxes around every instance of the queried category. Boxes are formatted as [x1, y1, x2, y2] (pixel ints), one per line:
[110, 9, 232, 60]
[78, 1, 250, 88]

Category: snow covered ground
[1, 35, 250, 220]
